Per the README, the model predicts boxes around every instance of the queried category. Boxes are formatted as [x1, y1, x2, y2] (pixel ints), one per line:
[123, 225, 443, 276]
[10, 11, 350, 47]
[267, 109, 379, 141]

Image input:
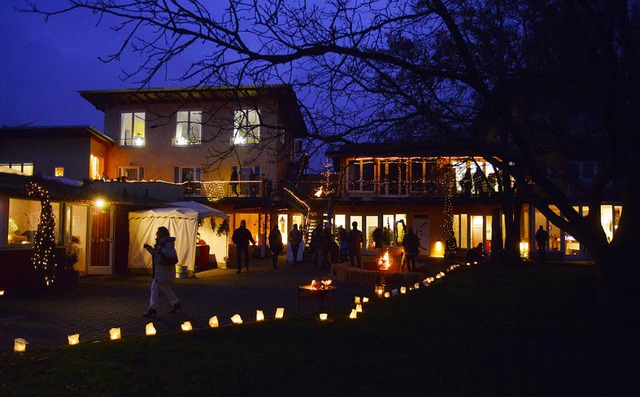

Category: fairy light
[26, 182, 58, 287]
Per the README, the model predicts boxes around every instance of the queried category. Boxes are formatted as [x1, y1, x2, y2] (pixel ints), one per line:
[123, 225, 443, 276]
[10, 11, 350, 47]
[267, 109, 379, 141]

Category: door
[89, 208, 113, 274]
[412, 214, 430, 256]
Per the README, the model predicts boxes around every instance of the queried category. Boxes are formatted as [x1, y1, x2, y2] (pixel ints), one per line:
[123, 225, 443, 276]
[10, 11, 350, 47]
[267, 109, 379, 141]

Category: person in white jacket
[143, 226, 181, 317]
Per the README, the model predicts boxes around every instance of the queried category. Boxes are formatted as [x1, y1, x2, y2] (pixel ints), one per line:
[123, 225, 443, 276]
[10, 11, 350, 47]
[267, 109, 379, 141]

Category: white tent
[128, 203, 230, 273]
[128, 207, 199, 272]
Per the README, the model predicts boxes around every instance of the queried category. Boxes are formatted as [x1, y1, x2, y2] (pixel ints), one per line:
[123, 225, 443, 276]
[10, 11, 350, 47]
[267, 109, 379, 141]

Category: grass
[1, 263, 638, 396]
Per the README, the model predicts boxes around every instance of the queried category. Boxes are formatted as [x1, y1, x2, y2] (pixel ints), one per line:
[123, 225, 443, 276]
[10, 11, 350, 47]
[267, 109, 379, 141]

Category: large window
[175, 110, 202, 146]
[233, 109, 261, 145]
[8, 198, 61, 245]
[379, 159, 408, 195]
[0, 162, 34, 176]
[174, 166, 202, 196]
[347, 159, 375, 192]
[410, 159, 438, 194]
[117, 166, 144, 181]
[120, 112, 146, 146]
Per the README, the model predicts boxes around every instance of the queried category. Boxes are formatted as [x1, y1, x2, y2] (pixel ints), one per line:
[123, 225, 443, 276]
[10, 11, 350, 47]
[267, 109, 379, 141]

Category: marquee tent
[128, 203, 229, 273]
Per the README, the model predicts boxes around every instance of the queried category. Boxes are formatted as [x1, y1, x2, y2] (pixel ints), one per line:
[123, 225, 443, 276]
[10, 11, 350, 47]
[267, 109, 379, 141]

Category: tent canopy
[168, 201, 228, 220]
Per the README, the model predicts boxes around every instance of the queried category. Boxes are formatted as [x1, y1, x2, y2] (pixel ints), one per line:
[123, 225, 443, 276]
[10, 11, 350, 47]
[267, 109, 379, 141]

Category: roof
[0, 125, 114, 145]
[168, 201, 228, 220]
[325, 142, 480, 159]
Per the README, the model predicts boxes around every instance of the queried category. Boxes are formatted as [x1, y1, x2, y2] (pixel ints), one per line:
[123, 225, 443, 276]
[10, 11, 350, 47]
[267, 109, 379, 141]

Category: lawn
[1, 263, 638, 396]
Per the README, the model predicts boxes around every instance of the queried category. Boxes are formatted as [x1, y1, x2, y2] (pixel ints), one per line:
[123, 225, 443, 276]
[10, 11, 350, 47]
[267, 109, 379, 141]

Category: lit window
[117, 166, 145, 181]
[174, 166, 202, 196]
[55, 167, 64, 177]
[233, 109, 260, 145]
[347, 160, 375, 192]
[120, 112, 146, 146]
[0, 162, 34, 176]
[175, 110, 202, 146]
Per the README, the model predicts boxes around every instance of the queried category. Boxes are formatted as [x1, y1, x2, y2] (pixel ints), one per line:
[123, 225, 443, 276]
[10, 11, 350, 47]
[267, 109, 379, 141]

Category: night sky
[1, 1, 156, 131]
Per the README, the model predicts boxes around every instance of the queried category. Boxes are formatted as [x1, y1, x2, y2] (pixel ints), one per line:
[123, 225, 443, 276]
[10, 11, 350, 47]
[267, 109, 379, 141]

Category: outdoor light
[362, 297, 369, 303]
[14, 338, 28, 353]
[256, 310, 265, 322]
[181, 321, 193, 331]
[349, 309, 358, 319]
[145, 323, 157, 336]
[319, 313, 328, 321]
[0, 290, 4, 296]
[231, 314, 243, 324]
[354, 296, 361, 304]
[356, 303, 363, 313]
[414, 283, 420, 289]
[94, 198, 106, 209]
[400, 286, 407, 294]
[209, 316, 219, 328]
[68, 334, 80, 345]
[375, 284, 385, 298]
[275, 308, 284, 319]
[109, 328, 121, 340]
[384, 292, 391, 298]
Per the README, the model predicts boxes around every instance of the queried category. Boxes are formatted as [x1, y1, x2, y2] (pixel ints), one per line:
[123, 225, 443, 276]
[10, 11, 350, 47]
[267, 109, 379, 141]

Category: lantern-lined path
[0, 258, 374, 352]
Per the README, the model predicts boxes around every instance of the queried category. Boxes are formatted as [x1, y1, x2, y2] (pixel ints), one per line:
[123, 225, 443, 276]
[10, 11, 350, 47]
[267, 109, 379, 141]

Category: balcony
[184, 179, 281, 199]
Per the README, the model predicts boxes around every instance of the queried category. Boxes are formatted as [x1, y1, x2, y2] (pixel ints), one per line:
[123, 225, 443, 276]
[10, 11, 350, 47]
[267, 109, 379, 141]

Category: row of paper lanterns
[11, 261, 477, 353]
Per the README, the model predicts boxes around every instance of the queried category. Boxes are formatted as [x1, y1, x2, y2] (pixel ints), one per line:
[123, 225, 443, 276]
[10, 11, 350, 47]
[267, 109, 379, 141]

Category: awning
[167, 201, 229, 220]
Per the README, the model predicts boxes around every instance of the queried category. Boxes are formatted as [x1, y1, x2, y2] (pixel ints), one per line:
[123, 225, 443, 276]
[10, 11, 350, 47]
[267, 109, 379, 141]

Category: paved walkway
[0, 258, 373, 352]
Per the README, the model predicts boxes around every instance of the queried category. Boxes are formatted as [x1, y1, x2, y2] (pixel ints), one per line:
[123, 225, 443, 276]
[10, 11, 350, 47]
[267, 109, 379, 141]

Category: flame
[309, 279, 332, 290]
[377, 250, 391, 270]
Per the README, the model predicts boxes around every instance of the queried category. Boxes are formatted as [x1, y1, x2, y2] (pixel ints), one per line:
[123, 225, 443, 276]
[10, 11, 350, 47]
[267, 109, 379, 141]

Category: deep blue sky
[0, 1, 150, 130]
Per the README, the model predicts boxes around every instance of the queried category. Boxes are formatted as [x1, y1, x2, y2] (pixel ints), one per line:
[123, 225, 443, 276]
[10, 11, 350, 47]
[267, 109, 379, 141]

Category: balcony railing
[185, 180, 280, 199]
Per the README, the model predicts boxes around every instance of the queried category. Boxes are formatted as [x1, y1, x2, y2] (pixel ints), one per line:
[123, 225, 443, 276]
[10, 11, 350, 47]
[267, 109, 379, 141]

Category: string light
[26, 182, 58, 288]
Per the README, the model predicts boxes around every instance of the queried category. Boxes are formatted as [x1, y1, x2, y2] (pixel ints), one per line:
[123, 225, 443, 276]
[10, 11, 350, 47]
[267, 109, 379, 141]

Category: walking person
[288, 223, 303, 266]
[346, 221, 364, 268]
[268, 225, 283, 269]
[232, 219, 256, 273]
[143, 226, 181, 317]
[535, 225, 549, 260]
[402, 226, 420, 272]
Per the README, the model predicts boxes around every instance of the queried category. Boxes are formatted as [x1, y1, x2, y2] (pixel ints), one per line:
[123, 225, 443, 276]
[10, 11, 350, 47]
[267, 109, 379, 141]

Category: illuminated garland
[26, 182, 57, 287]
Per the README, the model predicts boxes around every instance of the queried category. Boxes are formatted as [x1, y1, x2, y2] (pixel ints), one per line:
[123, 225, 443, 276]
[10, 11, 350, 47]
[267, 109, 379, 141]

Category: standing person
[402, 226, 420, 272]
[230, 167, 239, 196]
[310, 226, 325, 270]
[535, 225, 549, 260]
[249, 169, 257, 197]
[268, 225, 283, 269]
[336, 225, 348, 262]
[288, 223, 303, 266]
[232, 219, 256, 273]
[143, 226, 181, 317]
[346, 221, 364, 268]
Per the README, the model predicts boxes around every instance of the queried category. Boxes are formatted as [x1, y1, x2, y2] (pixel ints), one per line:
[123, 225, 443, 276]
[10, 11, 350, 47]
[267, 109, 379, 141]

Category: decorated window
[120, 112, 146, 146]
[347, 159, 375, 192]
[233, 109, 261, 145]
[175, 110, 202, 146]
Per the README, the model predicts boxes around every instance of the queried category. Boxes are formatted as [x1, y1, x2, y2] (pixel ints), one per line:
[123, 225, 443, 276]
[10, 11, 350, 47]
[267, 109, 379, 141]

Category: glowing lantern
[384, 292, 391, 298]
[14, 338, 28, 353]
[356, 303, 363, 313]
[354, 296, 361, 304]
[375, 284, 385, 297]
[68, 334, 80, 345]
[349, 309, 358, 319]
[181, 321, 193, 331]
[209, 316, 219, 328]
[275, 307, 285, 319]
[363, 297, 370, 303]
[256, 310, 265, 322]
[109, 328, 121, 340]
[0, 290, 5, 296]
[319, 313, 328, 321]
[231, 314, 243, 324]
[146, 322, 157, 336]
[414, 283, 420, 289]
[400, 286, 407, 294]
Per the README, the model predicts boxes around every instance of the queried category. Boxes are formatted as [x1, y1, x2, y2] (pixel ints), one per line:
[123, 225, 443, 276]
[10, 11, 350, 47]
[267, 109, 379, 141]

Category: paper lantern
[354, 296, 361, 304]
[363, 297, 370, 303]
[256, 310, 265, 322]
[414, 283, 420, 289]
[375, 284, 385, 297]
[356, 303, 363, 313]
[109, 328, 121, 340]
[145, 322, 157, 336]
[209, 316, 219, 328]
[68, 334, 80, 345]
[275, 307, 284, 319]
[400, 286, 407, 294]
[384, 292, 391, 298]
[392, 289, 398, 296]
[181, 321, 193, 331]
[319, 313, 328, 321]
[14, 338, 28, 353]
[349, 309, 358, 319]
[231, 314, 243, 324]
[0, 290, 5, 296]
